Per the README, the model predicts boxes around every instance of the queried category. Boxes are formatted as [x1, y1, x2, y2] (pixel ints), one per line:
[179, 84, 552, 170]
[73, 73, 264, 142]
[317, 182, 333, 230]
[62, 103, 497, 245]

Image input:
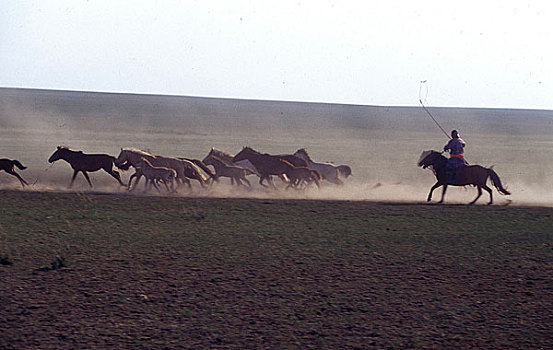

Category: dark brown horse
[0, 159, 29, 187]
[418, 150, 510, 205]
[48, 146, 125, 188]
[284, 166, 322, 189]
[232, 147, 297, 188]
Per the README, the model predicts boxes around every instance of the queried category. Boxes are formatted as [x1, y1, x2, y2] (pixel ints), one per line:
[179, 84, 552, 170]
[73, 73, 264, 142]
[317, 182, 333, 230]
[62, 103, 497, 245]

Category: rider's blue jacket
[444, 138, 468, 167]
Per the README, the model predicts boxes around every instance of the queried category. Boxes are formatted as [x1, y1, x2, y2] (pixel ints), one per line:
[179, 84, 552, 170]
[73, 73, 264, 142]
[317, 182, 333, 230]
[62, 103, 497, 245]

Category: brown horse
[203, 154, 251, 187]
[418, 150, 510, 205]
[232, 147, 296, 188]
[48, 146, 124, 188]
[135, 158, 177, 193]
[179, 157, 217, 185]
[0, 159, 29, 187]
[284, 166, 322, 189]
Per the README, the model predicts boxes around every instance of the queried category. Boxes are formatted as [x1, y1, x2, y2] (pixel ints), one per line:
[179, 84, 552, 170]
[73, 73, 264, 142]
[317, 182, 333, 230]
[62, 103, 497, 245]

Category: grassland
[1, 189, 552, 349]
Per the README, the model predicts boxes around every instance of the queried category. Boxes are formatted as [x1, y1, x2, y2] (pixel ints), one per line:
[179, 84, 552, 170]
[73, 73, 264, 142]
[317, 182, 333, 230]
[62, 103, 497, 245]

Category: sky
[1, 0, 552, 109]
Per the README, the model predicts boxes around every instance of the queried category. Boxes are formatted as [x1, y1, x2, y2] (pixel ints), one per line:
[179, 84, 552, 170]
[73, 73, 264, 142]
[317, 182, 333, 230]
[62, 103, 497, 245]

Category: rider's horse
[48, 146, 125, 188]
[0, 158, 29, 187]
[418, 150, 510, 205]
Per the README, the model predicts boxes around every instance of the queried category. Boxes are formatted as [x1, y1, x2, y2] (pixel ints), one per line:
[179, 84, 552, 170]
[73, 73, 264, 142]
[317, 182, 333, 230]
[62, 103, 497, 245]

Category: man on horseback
[443, 130, 468, 184]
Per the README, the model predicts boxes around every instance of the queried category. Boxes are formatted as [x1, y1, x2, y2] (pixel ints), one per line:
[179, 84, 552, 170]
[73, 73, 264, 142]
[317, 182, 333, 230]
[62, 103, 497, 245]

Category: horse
[0, 158, 29, 187]
[284, 166, 322, 189]
[114, 148, 207, 189]
[232, 147, 297, 188]
[202, 148, 260, 176]
[48, 146, 125, 188]
[178, 157, 217, 185]
[203, 154, 251, 187]
[418, 150, 511, 205]
[293, 148, 344, 185]
[135, 158, 177, 193]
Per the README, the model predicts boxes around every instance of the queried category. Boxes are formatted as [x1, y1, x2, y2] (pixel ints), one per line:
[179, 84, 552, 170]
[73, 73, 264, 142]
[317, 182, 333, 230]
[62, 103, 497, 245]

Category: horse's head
[114, 148, 128, 167]
[418, 150, 444, 169]
[48, 146, 67, 163]
[202, 148, 215, 164]
[202, 154, 214, 166]
[233, 146, 255, 162]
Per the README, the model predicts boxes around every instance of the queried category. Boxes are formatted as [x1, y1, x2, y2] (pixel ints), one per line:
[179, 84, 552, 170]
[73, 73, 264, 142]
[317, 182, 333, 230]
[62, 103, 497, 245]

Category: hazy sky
[2, 1, 552, 109]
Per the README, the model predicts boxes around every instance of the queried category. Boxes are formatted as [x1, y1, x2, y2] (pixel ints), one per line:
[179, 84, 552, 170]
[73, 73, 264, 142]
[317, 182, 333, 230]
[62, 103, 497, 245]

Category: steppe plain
[1, 88, 552, 349]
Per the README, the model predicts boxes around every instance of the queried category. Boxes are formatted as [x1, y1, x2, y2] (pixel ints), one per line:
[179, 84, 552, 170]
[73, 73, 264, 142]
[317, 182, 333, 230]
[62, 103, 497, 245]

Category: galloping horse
[293, 148, 344, 185]
[179, 157, 216, 185]
[135, 158, 177, 193]
[203, 154, 251, 187]
[0, 158, 29, 187]
[114, 148, 207, 189]
[284, 166, 322, 189]
[418, 150, 510, 205]
[232, 147, 297, 188]
[202, 148, 260, 176]
[48, 146, 124, 188]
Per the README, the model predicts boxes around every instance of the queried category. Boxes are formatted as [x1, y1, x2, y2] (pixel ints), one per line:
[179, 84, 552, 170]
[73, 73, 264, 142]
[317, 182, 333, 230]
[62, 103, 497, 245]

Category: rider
[443, 130, 468, 184]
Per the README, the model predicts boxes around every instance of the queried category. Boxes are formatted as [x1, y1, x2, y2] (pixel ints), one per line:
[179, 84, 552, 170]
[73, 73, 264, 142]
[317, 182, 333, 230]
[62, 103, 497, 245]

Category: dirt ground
[1, 189, 552, 349]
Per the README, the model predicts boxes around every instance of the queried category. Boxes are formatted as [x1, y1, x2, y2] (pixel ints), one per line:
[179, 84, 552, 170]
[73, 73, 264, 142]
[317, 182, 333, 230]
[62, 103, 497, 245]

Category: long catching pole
[419, 81, 451, 139]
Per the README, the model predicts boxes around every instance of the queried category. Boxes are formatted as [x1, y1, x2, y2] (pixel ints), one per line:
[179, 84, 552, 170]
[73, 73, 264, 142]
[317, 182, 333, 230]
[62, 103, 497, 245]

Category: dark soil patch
[1, 190, 552, 349]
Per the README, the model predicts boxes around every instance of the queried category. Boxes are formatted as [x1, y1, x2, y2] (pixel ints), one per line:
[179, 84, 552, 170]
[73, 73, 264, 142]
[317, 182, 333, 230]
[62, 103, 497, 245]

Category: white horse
[202, 148, 260, 177]
[293, 148, 345, 185]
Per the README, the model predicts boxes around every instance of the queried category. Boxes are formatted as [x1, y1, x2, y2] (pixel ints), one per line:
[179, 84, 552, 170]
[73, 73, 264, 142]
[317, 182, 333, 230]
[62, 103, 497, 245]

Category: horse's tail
[12, 160, 27, 170]
[337, 165, 352, 178]
[488, 167, 511, 196]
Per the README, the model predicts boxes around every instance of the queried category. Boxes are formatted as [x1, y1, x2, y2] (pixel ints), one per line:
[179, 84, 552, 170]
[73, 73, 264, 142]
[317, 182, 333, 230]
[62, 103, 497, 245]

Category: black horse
[0, 159, 29, 187]
[418, 150, 510, 205]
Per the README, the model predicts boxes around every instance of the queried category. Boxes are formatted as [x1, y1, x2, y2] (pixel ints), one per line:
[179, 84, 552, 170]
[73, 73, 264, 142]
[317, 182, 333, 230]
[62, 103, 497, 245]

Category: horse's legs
[105, 167, 124, 186]
[438, 184, 448, 204]
[82, 171, 93, 188]
[483, 184, 493, 205]
[241, 175, 251, 187]
[313, 178, 321, 189]
[162, 179, 171, 192]
[151, 179, 161, 193]
[258, 175, 269, 188]
[128, 173, 138, 191]
[69, 170, 79, 188]
[427, 182, 441, 202]
[234, 176, 243, 186]
[469, 186, 483, 205]
[6, 169, 28, 187]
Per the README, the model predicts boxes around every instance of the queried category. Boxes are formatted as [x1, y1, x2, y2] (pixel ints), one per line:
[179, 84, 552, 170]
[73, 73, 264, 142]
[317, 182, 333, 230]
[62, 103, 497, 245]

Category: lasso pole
[419, 81, 451, 139]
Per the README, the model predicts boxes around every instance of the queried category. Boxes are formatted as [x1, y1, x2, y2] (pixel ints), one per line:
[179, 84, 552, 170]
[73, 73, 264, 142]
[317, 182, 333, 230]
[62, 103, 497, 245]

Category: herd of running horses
[0, 146, 353, 192]
[1, 146, 511, 204]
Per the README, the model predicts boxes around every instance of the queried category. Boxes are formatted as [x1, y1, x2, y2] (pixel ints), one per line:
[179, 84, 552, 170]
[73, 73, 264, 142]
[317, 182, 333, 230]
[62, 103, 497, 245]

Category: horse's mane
[210, 148, 234, 159]
[208, 155, 229, 165]
[137, 157, 154, 167]
[122, 147, 154, 157]
[295, 148, 313, 162]
[418, 150, 433, 165]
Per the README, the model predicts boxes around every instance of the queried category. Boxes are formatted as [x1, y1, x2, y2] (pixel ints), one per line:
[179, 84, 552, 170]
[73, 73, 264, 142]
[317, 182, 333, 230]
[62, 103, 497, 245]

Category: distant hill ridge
[1, 87, 552, 135]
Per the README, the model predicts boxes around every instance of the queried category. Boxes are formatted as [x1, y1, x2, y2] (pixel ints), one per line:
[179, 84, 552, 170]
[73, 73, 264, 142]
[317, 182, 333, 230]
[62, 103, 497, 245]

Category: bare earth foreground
[0, 190, 552, 349]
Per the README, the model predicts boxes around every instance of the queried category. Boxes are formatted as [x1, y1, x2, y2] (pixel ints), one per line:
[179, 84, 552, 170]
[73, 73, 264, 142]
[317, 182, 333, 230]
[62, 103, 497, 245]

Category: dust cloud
[1, 88, 552, 207]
